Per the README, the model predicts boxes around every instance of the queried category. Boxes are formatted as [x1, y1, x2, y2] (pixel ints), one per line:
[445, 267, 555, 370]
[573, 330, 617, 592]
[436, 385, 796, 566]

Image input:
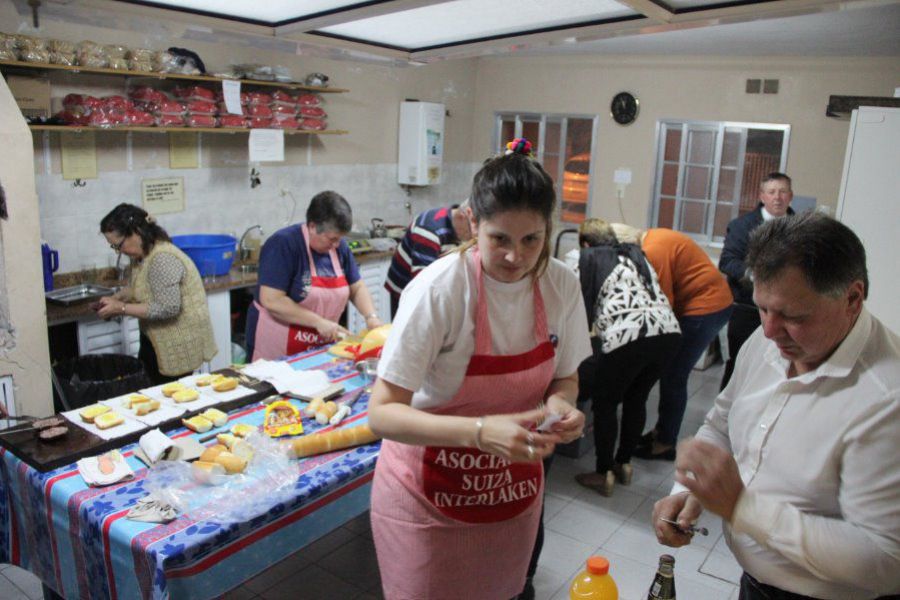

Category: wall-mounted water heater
[398, 101, 445, 186]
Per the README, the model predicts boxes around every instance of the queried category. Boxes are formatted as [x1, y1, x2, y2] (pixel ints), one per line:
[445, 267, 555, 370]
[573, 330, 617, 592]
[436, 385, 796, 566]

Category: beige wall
[0, 77, 53, 417]
[471, 55, 900, 227]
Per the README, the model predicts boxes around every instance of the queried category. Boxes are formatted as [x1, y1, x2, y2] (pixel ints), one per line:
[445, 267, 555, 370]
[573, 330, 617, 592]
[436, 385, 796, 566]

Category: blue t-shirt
[246, 223, 361, 352]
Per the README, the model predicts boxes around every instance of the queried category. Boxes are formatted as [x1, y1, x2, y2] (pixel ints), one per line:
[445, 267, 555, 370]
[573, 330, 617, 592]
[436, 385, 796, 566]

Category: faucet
[238, 225, 264, 262]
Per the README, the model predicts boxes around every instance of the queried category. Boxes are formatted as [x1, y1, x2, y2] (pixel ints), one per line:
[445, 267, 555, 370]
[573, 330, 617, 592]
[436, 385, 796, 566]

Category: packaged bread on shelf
[200, 408, 228, 428]
[289, 425, 380, 458]
[94, 412, 125, 430]
[172, 388, 200, 403]
[183, 415, 213, 433]
[80, 404, 111, 423]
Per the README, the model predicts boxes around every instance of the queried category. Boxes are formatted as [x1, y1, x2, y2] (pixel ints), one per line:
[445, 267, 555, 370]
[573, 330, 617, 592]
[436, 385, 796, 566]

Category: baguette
[289, 425, 380, 458]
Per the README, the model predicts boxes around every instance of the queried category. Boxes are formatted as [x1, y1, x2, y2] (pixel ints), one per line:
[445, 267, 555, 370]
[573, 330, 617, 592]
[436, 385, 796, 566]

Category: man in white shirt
[653, 212, 900, 599]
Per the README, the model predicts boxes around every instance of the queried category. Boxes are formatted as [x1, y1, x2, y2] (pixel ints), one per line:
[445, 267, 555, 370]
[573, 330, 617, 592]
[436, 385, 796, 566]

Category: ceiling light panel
[319, 0, 637, 49]
[133, 0, 363, 24]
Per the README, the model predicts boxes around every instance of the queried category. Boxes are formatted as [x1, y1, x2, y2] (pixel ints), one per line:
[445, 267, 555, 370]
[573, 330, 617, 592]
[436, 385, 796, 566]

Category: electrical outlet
[0, 375, 14, 430]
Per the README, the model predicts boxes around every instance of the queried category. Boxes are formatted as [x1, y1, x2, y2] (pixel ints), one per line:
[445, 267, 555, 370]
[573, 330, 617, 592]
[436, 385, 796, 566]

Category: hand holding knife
[658, 517, 708, 536]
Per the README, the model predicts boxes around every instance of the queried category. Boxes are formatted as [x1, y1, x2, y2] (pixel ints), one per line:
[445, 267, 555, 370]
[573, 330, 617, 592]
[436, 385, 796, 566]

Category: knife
[329, 388, 366, 426]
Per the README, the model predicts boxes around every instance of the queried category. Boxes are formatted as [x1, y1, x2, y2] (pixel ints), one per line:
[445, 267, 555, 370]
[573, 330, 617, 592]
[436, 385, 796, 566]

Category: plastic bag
[217, 114, 246, 128]
[142, 431, 300, 524]
[76, 41, 109, 68]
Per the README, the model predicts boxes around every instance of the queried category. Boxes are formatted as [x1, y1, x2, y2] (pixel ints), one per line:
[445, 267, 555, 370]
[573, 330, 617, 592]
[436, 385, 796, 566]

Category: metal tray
[45, 284, 115, 306]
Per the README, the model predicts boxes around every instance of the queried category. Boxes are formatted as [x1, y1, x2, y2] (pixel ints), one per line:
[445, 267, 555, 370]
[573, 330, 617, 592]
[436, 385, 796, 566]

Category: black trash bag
[53, 354, 152, 412]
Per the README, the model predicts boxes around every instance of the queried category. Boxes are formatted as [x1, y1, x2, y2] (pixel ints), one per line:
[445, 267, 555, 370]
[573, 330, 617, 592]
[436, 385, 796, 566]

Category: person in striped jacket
[384, 201, 472, 317]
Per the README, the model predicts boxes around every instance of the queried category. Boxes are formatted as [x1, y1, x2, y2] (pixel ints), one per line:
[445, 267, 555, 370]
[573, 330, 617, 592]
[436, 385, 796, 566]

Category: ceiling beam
[285, 32, 411, 61]
[274, 0, 454, 35]
[617, 0, 674, 23]
[86, 0, 274, 37]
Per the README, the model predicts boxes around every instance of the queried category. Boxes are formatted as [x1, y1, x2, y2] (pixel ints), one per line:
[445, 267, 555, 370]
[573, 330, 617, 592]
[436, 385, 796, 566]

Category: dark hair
[468, 152, 556, 277]
[99, 203, 170, 255]
[306, 191, 352, 233]
[760, 172, 792, 190]
[746, 211, 868, 298]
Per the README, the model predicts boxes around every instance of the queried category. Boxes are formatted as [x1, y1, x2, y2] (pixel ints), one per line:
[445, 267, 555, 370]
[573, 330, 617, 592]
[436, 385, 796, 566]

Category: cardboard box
[6, 75, 51, 119]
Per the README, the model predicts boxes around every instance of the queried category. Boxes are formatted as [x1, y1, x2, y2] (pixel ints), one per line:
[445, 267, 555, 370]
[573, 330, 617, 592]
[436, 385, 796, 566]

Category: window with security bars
[495, 112, 598, 224]
[651, 120, 790, 243]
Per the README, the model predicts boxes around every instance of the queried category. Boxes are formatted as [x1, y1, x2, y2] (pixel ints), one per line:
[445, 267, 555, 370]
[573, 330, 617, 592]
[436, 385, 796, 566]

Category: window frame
[649, 119, 791, 245]
[493, 111, 599, 224]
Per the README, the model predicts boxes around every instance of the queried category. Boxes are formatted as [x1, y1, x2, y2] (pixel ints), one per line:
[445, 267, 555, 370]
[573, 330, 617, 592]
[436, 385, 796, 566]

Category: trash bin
[53, 354, 152, 412]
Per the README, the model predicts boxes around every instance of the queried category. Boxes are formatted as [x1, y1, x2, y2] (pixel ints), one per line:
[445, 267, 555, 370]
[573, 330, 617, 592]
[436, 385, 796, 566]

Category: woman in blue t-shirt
[247, 191, 382, 360]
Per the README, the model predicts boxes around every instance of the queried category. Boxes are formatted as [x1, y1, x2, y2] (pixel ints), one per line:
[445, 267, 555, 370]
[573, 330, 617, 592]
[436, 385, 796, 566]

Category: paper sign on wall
[60, 131, 97, 180]
[169, 132, 199, 169]
[141, 177, 185, 215]
[222, 80, 243, 115]
[248, 129, 284, 162]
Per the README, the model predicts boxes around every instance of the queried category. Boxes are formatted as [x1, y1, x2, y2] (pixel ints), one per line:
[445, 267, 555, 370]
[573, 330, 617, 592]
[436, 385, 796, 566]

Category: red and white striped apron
[371, 249, 556, 599]
[252, 223, 350, 361]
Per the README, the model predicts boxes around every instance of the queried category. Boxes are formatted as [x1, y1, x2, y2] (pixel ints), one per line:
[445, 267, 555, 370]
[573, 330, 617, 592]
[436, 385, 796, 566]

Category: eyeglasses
[109, 237, 126, 253]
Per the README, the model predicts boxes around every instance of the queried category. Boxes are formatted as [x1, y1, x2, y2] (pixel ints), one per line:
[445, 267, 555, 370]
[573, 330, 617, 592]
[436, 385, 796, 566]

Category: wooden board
[0, 370, 275, 472]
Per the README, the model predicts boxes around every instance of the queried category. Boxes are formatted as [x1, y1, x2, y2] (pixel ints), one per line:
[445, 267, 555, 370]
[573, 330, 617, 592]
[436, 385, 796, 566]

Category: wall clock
[611, 92, 639, 125]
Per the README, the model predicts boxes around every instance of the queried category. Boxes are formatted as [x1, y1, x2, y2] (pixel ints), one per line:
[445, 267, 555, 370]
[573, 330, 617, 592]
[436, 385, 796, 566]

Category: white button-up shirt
[681, 309, 900, 598]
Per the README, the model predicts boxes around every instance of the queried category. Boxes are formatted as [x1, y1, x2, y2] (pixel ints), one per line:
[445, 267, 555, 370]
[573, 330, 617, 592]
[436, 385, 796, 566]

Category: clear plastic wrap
[173, 85, 216, 101]
[142, 432, 300, 524]
[108, 56, 129, 70]
[125, 109, 155, 126]
[76, 41, 109, 68]
[104, 44, 127, 58]
[47, 39, 76, 53]
[49, 52, 77, 66]
[299, 118, 328, 131]
[0, 33, 17, 60]
[127, 48, 155, 72]
[217, 114, 246, 128]
[299, 106, 326, 118]
[152, 50, 177, 73]
[154, 99, 185, 115]
[18, 35, 50, 63]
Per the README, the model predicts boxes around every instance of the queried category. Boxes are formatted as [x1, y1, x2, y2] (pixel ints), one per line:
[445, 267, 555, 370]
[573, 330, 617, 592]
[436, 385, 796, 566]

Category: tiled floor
[1, 364, 741, 600]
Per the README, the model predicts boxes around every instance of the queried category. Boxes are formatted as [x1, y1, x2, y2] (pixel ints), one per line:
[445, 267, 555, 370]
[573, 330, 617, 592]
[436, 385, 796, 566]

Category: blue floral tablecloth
[0, 346, 379, 600]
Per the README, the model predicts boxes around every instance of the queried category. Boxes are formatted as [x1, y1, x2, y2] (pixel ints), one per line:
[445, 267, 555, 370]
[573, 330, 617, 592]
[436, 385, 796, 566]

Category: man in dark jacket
[719, 172, 794, 390]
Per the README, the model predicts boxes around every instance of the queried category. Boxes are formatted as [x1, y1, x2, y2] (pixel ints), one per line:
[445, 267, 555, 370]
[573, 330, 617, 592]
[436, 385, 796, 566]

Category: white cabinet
[347, 257, 391, 332]
[76, 290, 232, 371]
[77, 316, 140, 356]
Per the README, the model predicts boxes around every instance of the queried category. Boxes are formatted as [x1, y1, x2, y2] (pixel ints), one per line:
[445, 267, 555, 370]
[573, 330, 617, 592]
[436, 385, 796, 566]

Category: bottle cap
[660, 554, 675, 564]
[586, 556, 610, 575]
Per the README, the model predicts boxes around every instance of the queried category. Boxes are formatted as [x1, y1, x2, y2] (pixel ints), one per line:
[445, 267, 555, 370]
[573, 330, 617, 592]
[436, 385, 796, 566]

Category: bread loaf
[94, 412, 124, 430]
[201, 408, 228, 427]
[216, 433, 239, 449]
[161, 382, 185, 397]
[124, 394, 152, 409]
[134, 399, 160, 416]
[314, 401, 338, 425]
[214, 450, 247, 474]
[195, 373, 224, 387]
[79, 404, 111, 423]
[172, 388, 200, 403]
[212, 377, 238, 392]
[289, 425, 379, 458]
[304, 397, 324, 417]
[199, 444, 227, 463]
[183, 415, 213, 433]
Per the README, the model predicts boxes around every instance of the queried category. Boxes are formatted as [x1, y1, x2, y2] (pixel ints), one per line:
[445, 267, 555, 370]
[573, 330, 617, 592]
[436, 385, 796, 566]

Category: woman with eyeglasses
[96, 203, 217, 384]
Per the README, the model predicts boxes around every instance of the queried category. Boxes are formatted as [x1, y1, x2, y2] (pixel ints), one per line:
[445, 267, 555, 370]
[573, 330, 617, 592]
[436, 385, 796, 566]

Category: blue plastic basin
[171, 234, 237, 277]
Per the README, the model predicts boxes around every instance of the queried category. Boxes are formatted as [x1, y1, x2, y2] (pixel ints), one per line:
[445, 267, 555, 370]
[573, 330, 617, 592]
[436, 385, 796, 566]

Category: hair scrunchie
[145, 214, 155, 225]
[504, 137, 533, 157]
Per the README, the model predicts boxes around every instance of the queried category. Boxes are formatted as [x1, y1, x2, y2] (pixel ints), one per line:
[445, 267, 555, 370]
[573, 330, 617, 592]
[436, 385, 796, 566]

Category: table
[0, 346, 379, 600]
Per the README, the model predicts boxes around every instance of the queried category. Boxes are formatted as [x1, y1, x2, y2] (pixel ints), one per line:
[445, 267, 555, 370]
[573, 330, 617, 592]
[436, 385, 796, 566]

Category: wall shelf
[29, 125, 348, 135]
[0, 59, 347, 93]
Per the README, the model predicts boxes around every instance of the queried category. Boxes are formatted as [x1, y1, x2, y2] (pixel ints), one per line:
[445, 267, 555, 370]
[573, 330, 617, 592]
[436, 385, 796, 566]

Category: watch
[611, 92, 639, 125]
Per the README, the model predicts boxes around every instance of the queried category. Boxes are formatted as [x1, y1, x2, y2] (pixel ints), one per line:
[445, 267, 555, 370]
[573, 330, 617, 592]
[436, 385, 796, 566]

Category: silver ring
[527, 433, 535, 446]
[527, 445, 534, 459]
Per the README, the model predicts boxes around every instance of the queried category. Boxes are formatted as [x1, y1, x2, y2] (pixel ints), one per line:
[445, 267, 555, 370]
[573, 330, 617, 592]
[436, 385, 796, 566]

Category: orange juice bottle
[570, 556, 618, 599]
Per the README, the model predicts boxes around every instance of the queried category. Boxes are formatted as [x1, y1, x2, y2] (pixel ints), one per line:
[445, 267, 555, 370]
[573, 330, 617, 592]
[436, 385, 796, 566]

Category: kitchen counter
[353, 250, 394, 264]
[46, 267, 258, 325]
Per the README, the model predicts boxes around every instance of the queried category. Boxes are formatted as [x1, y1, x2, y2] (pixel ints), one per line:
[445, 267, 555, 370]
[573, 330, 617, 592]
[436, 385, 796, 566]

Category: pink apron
[371, 249, 557, 600]
[252, 223, 351, 361]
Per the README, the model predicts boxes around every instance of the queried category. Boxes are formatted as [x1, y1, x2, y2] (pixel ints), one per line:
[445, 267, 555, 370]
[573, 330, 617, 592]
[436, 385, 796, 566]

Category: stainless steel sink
[45, 284, 115, 306]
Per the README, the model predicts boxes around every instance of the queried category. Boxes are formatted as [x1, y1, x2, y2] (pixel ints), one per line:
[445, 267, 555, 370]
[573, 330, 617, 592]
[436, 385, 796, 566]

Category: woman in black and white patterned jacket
[574, 219, 681, 497]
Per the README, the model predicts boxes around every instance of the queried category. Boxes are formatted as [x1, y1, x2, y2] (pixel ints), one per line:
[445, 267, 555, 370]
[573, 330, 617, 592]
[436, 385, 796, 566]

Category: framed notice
[141, 177, 185, 215]
[60, 131, 97, 180]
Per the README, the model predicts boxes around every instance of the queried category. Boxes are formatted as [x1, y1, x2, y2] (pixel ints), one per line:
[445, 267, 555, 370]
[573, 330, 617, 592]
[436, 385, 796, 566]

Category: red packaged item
[56, 110, 90, 126]
[271, 114, 299, 129]
[125, 109, 155, 126]
[102, 96, 134, 111]
[184, 100, 217, 115]
[217, 102, 246, 115]
[128, 86, 167, 104]
[88, 109, 128, 128]
[299, 106, 326, 118]
[62, 94, 103, 112]
[246, 117, 273, 129]
[173, 85, 216, 101]
[271, 90, 295, 104]
[296, 93, 321, 106]
[215, 91, 249, 105]
[299, 118, 327, 131]
[154, 99, 185, 115]
[217, 114, 246, 128]
[247, 104, 273, 118]
[271, 103, 297, 115]
[185, 114, 217, 128]
[155, 113, 185, 127]
[245, 91, 272, 106]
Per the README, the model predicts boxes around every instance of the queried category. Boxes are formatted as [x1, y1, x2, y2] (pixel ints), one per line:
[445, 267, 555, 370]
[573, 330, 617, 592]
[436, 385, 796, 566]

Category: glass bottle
[647, 554, 675, 599]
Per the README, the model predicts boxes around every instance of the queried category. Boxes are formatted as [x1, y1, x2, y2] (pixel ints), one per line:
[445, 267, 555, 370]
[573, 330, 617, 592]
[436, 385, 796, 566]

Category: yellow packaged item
[263, 401, 304, 437]
[79, 404, 111, 423]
